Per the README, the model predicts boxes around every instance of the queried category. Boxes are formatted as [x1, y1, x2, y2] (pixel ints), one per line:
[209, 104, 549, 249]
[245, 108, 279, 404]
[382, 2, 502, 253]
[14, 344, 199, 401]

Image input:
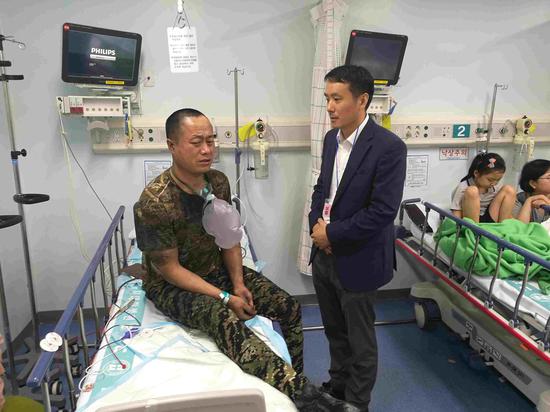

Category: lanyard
[335, 127, 360, 189]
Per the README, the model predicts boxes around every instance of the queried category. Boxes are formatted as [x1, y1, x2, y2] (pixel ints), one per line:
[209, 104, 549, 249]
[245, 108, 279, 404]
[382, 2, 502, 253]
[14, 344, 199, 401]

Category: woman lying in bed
[514, 159, 550, 224]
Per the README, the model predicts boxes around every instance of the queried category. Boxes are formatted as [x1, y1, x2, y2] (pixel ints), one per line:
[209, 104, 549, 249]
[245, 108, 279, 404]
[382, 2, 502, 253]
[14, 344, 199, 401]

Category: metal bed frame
[396, 200, 550, 407]
[26, 206, 128, 412]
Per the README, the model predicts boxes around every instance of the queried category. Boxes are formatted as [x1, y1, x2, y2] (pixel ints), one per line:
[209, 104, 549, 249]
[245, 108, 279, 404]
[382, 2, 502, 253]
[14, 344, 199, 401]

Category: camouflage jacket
[133, 168, 231, 290]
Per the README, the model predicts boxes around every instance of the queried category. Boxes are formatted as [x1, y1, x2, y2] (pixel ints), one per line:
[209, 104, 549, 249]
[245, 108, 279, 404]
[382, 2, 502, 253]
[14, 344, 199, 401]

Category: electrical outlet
[137, 128, 145, 142]
[144, 127, 164, 144]
[143, 70, 155, 87]
[56, 96, 64, 113]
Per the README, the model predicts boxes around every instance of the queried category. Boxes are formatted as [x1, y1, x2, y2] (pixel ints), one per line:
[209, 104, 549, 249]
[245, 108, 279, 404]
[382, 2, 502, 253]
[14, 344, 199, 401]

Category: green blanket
[434, 218, 550, 294]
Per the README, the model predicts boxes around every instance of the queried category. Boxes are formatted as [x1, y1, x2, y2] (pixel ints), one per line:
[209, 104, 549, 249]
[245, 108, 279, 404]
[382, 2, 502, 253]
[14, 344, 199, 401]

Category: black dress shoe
[294, 383, 322, 411]
[319, 392, 361, 411]
[294, 383, 360, 412]
[321, 380, 346, 400]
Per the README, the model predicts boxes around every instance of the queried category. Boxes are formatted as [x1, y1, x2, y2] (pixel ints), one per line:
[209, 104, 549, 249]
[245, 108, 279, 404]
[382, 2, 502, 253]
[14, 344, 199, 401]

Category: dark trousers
[312, 250, 378, 408]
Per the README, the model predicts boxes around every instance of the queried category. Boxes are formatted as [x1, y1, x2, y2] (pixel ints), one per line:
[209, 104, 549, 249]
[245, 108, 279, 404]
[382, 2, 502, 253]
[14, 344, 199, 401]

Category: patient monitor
[345, 30, 408, 87]
[345, 30, 408, 115]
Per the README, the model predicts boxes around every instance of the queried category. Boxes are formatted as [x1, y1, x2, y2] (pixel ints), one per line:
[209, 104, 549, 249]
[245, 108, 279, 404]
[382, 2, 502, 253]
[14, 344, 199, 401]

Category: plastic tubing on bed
[26, 206, 126, 389]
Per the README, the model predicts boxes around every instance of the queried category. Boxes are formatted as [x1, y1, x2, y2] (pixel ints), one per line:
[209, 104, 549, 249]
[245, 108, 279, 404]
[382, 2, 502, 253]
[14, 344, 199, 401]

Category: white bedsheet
[77, 297, 297, 412]
[77, 229, 297, 412]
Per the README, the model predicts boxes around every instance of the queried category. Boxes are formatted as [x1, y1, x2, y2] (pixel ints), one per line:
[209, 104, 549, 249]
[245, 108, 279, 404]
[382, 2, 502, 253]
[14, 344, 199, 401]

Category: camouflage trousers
[145, 266, 307, 400]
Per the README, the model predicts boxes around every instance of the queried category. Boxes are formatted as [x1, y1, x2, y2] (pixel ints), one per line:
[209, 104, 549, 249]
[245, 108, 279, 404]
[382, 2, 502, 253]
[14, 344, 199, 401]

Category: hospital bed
[395, 200, 550, 410]
[26, 206, 297, 412]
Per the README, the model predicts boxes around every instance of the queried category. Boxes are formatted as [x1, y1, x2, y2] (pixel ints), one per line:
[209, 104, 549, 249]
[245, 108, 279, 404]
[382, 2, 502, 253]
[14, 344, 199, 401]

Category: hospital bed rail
[396, 200, 550, 361]
[26, 206, 128, 412]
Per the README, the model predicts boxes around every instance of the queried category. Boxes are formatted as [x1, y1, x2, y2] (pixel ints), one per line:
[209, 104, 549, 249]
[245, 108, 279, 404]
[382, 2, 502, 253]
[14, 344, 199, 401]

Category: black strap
[0, 74, 24, 81]
[13, 193, 50, 204]
[0, 215, 22, 229]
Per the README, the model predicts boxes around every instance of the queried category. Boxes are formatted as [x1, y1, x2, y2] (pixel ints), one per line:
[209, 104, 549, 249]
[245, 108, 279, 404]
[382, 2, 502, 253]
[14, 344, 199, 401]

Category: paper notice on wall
[439, 147, 468, 160]
[167, 27, 199, 73]
[406, 155, 429, 188]
[144, 160, 172, 186]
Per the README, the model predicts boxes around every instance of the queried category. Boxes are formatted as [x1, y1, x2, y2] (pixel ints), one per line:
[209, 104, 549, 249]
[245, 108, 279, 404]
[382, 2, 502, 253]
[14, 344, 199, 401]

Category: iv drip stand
[227, 67, 244, 211]
[226, 67, 261, 263]
[0, 33, 49, 386]
[0, 217, 22, 395]
[485, 83, 508, 152]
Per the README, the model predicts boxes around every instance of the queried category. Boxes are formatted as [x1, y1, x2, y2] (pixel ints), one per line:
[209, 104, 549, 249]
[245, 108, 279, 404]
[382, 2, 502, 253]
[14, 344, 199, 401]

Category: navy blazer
[309, 118, 407, 291]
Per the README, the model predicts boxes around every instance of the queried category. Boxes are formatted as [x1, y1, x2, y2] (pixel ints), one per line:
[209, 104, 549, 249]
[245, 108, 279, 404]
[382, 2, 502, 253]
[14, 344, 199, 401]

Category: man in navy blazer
[309, 65, 407, 411]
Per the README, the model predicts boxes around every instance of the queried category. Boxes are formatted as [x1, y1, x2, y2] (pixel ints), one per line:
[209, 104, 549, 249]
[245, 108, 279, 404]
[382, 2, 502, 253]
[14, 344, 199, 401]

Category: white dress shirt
[329, 115, 370, 202]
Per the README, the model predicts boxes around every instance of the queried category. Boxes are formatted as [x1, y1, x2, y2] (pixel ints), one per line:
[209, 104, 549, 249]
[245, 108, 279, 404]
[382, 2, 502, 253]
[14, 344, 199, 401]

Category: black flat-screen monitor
[345, 30, 408, 86]
[62, 23, 142, 86]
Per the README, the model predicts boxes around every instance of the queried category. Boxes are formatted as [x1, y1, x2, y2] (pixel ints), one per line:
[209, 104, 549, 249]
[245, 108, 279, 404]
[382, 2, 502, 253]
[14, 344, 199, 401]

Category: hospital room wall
[0, 0, 549, 338]
[0, 0, 320, 340]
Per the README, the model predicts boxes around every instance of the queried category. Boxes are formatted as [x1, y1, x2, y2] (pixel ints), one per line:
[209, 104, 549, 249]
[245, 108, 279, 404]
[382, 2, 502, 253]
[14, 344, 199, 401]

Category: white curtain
[297, 0, 348, 275]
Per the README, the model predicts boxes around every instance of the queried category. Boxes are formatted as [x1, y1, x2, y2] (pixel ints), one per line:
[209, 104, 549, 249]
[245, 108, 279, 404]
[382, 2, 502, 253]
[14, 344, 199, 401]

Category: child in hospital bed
[514, 159, 550, 224]
[450, 152, 516, 223]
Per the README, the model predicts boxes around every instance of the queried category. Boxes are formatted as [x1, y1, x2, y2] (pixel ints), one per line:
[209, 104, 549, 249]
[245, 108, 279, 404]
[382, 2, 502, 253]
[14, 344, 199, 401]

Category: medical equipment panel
[57, 96, 124, 117]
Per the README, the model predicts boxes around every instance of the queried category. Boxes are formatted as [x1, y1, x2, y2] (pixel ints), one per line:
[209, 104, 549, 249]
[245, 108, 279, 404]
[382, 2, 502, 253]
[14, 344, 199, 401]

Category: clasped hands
[528, 194, 550, 209]
[228, 283, 257, 320]
[312, 218, 332, 255]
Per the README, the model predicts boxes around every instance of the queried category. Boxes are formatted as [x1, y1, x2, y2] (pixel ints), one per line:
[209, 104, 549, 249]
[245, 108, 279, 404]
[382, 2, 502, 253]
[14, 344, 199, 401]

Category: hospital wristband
[219, 291, 231, 306]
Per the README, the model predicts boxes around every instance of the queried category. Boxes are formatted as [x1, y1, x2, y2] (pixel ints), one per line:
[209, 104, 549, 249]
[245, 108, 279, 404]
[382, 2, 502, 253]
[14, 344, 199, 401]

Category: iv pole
[227, 67, 244, 210]
[0, 215, 22, 395]
[225, 67, 261, 263]
[0, 33, 49, 385]
[484, 83, 508, 152]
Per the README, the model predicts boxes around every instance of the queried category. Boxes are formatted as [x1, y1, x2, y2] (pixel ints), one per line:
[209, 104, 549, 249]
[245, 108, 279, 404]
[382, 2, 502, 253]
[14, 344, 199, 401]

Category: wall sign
[452, 124, 470, 138]
[439, 147, 468, 160]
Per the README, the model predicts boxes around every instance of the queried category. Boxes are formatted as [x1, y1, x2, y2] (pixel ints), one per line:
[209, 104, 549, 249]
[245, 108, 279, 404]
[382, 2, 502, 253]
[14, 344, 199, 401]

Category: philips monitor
[345, 30, 408, 86]
[62, 23, 142, 86]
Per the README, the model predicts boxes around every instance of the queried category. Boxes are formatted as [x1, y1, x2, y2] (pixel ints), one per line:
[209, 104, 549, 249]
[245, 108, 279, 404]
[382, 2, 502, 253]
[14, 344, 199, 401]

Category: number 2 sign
[452, 124, 471, 138]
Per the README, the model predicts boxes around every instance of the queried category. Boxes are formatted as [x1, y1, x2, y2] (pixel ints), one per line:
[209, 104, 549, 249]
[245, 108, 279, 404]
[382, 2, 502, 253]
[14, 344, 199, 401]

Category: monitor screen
[62, 23, 142, 86]
[345, 30, 408, 86]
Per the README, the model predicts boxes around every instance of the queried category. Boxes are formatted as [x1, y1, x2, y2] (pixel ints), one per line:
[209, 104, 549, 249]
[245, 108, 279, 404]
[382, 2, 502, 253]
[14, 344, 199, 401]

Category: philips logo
[90, 48, 117, 61]
[90, 48, 116, 56]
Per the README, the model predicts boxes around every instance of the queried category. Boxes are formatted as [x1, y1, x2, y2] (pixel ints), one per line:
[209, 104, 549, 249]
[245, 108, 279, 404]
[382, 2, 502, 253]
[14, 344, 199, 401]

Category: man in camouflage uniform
[134, 108, 358, 412]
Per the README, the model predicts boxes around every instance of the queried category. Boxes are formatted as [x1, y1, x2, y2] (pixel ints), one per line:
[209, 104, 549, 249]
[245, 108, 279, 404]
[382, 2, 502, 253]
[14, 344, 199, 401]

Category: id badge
[322, 199, 332, 223]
